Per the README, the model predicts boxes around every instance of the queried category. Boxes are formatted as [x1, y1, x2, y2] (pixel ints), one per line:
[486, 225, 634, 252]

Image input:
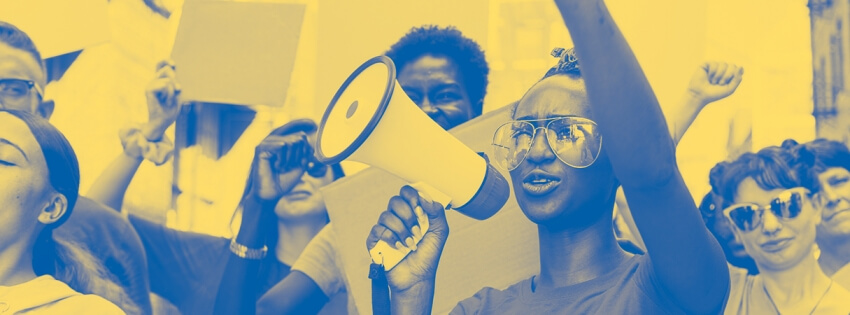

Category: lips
[521, 170, 562, 196]
[285, 190, 312, 201]
[760, 237, 793, 253]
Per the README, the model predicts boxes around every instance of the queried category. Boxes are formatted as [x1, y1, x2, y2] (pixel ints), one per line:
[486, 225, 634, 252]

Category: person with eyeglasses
[794, 139, 850, 292]
[365, 1, 731, 314]
[0, 78, 43, 108]
[0, 20, 152, 314]
[709, 140, 850, 314]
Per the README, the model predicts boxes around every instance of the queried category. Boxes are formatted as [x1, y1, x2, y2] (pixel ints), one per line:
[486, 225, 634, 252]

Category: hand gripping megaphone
[315, 56, 510, 270]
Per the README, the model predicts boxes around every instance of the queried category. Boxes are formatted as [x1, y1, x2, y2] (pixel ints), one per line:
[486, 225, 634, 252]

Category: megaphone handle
[369, 204, 430, 271]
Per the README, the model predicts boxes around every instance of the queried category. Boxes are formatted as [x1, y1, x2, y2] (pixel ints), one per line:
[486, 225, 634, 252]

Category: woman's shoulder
[50, 294, 127, 314]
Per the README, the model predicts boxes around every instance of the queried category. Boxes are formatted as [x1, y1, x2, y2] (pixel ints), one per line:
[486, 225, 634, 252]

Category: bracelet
[119, 125, 174, 166]
[229, 238, 268, 260]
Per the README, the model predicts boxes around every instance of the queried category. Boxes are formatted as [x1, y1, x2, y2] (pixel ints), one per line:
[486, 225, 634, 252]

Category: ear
[37, 193, 68, 225]
[37, 100, 55, 120]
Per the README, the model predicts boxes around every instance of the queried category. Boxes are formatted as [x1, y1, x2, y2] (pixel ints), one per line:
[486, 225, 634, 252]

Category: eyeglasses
[722, 188, 810, 232]
[491, 116, 602, 171]
[0, 78, 43, 101]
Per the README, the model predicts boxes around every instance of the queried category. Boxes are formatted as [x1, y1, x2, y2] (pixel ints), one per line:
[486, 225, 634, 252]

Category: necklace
[762, 279, 834, 315]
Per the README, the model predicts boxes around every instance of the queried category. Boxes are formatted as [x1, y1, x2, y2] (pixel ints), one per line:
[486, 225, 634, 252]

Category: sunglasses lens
[771, 191, 804, 219]
[728, 205, 761, 232]
[546, 118, 602, 168]
[492, 122, 534, 171]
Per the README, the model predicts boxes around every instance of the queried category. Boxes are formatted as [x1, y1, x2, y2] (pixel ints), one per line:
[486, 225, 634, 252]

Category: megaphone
[316, 56, 509, 270]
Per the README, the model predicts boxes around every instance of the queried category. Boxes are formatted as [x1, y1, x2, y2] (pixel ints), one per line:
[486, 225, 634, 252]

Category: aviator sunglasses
[492, 116, 602, 171]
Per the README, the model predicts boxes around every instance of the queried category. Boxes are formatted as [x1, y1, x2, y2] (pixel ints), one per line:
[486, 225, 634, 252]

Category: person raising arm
[366, 1, 729, 314]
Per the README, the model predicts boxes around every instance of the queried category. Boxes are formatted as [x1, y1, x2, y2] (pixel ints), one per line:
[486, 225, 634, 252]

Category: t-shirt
[291, 223, 358, 314]
[53, 197, 151, 314]
[726, 265, 850, 314]
[0, 275, 125, 314]
[129, 215, 290, 314]
[451, 255, 691, 315]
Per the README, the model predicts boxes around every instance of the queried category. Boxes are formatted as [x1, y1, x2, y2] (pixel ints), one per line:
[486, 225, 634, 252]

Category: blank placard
[171, 1, 305, 107]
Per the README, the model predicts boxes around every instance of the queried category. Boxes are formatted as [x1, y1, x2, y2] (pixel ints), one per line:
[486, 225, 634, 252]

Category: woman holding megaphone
[366, 0, 730, 314]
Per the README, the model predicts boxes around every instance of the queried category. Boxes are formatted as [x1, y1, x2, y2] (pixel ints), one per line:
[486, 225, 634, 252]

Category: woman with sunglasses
[89, 113, 344, 313]
[710, 140, 850, 314]
[366, 1, 730, 313]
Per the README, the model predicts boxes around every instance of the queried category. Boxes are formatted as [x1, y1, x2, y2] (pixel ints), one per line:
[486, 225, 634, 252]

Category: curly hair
[792, 138, 850, 193]
[709, 139, 805, 203]
[385, 25, 489, 117]
[510, 47, 582, 118]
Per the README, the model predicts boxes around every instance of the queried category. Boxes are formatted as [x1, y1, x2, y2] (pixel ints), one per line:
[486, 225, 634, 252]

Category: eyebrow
[0, 138, 28, 162]
[432, 83, 462, 91]
[514, 114, 581, 121]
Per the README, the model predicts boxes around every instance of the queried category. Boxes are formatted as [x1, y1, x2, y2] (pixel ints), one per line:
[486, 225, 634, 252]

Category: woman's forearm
[391, 280, 436, 315]
[212, 195, 277, 315]
[86, 153, 144, 211]
[668, 94, 707, 147]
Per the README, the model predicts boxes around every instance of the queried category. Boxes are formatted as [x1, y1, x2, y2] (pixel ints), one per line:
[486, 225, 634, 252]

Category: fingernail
[414, 206, 425, 217]
[405, 237, 417, 251]
[394, 241, 404, 250]
[412, 225, 422, 240]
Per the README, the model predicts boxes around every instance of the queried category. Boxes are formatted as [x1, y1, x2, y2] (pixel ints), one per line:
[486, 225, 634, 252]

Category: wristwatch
[229, 238, 268, 260]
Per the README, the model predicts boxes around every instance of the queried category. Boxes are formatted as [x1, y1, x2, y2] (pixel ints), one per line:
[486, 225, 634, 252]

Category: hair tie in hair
[548, 47, 580, 75]
[119, 125, 174, 166]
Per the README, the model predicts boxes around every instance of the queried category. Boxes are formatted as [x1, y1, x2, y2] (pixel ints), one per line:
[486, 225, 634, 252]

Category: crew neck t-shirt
[451, 255, 696, 314]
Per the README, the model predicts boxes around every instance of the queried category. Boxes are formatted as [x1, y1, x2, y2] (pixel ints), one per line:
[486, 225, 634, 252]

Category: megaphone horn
[315, 56, 509, 270]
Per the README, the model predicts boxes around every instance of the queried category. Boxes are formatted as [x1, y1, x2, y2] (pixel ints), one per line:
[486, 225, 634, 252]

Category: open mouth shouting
[522, 170, 562, 196]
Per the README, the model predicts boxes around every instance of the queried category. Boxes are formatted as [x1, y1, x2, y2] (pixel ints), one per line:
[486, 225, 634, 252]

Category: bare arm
[86, 61, 181, 211]
[554, 1, 729, 314]
[212, 133, 313, 315]
[669, 62, 744, 146]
